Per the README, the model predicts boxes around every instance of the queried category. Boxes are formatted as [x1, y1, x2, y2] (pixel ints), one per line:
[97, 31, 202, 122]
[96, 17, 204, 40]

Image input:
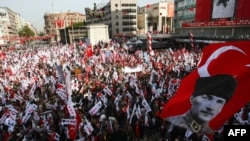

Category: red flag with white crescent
[160, 41, 250, 133]
[68, 124, 77, 140]
[86, 45, 93, 58]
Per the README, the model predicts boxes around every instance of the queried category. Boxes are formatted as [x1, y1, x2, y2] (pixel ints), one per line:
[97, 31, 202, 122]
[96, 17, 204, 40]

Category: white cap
[99, 114, 106, 122]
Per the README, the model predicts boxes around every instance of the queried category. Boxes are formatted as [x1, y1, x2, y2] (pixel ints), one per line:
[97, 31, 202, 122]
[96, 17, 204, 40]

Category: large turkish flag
[160, 41, 250, 133]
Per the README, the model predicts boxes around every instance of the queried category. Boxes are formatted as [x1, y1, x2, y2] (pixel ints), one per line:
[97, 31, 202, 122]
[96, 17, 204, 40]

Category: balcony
[183, 14, 195, 19]
[175, 0, 183, 2]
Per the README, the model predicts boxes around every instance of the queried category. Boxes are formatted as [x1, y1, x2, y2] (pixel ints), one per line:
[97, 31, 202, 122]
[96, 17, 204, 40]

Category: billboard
[212, 0, 236, 19]
[182, 19, 250, 27]
[190, 0, 250, 27]
[195, 0, 212, 21]
[167, 2, 174, 18]
[235, 0, 250, 20]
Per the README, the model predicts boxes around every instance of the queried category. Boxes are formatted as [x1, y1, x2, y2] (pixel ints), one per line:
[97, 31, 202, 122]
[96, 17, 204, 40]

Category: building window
[115, 3, 118, 7]
[121, 3, 136, 7]
[122, 27, 136, 32]
[116, 22, 119, 26]
[122, 15, 136, 19]
[122, 9, 136, 13]
[123, 27, 129, 32]
[122, 21, 136, 25]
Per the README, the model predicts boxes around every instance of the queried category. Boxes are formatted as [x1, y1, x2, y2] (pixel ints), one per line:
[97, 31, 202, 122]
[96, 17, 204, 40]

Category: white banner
[56, 65, 65, 84]
[89, 101, 102, 115]
[136, 105, 142, 119]
[83, 121, 94, 136]
[100, 95, 108, 108]
[0, 113, 7, 124]
[56, 88, 67, 101]
[61, 118, 77, 126]
[29, 82, 37, 99]
[122, 65, 143, 73]
[103, 87, 112, 96]
[129, 104, 137, 124]
[65, 67, 72, 101]
[67, 102, 76, 117]
[22, 113, 31, 124]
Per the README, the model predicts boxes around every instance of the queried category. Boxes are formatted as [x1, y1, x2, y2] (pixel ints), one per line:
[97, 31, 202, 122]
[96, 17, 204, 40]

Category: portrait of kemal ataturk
[166, 74, 238, 134]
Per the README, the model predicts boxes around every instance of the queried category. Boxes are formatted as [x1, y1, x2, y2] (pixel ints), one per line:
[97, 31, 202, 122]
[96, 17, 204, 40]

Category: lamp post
[146, 4, 151, 33]
[71, 18, 75, 44]
[129, 10, 130, 35]
[64, 18, 68, 45]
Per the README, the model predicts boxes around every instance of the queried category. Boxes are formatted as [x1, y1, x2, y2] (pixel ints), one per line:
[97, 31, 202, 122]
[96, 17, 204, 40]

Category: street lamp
[64, 17, 68, 45]
[71, 18, 75, 44]
[146, 4, 151, 33]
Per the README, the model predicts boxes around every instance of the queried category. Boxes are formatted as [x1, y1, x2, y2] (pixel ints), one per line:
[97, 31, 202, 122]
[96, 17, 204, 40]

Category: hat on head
[192, 74, 237, 102]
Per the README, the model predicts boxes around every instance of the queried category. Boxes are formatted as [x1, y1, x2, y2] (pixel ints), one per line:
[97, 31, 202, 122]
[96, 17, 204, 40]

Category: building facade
[137, 0, 174, 34]
[174, 0, 250, 40]
[59, 26, 88, 45]
[44, 10, 86, 44]
[0, 7, 34, 47]
[0, 7, 19, 46]
[85, 0, 138, 38]
[85, 0, 175, 37]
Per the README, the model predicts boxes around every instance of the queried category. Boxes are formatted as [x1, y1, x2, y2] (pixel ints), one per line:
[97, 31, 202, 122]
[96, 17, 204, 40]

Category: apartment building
[0, 7, 18, 46]
[0, 7, 34, 47]
[85, 0, 138, 38]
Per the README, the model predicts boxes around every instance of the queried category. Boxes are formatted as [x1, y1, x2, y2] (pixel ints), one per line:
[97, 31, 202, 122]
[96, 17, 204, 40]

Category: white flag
[136, 105, 142, 119]
[142, 99, 152, 113]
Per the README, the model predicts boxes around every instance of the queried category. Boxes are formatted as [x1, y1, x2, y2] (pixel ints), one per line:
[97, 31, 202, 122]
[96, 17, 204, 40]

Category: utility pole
[71, 18, 75, 44]
[64, 18, 68, 45]
[51, 2, 54, 13]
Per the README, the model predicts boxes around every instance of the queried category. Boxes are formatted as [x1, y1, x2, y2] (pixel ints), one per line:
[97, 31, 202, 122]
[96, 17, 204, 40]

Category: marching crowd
[0, 39, 249, 141]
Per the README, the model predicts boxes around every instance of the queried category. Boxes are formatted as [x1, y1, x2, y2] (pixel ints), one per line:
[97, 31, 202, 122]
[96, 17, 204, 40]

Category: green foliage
[38, 31, 45, 36]
[67, 21, 85, 28]
[18, 25, 35, 37]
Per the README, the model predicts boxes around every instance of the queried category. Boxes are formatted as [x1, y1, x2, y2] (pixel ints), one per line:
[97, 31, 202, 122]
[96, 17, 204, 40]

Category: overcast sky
[1, 0, 155, 32]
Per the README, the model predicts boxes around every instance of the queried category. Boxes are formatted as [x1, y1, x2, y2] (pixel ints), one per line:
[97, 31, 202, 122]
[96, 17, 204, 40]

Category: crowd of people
[0, 39, 249, 141]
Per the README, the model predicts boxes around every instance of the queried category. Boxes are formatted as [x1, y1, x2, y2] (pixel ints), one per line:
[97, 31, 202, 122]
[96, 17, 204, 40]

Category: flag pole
[51, 2, 54, 13]
[71, 19, 75, 44]
[64, 19, 68, 45]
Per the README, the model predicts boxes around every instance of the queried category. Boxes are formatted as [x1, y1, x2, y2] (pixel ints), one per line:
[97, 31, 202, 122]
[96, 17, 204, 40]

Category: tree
[38, 31, 45, 37]
[67, 21, 85, 28]
[18, 25, 35, 37]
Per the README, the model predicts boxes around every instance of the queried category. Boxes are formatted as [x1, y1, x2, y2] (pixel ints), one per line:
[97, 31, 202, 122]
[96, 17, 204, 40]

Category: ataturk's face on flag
[190, 94, 226, 123]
